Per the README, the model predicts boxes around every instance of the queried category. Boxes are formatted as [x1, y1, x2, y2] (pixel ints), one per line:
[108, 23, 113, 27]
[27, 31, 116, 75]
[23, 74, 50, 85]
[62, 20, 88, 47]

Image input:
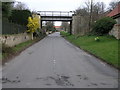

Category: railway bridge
[37, 11, 75, 34]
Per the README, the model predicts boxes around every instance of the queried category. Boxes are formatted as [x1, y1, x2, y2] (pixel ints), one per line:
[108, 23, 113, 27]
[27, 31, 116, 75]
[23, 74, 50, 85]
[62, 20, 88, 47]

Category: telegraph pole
[89, 0, 93, 32]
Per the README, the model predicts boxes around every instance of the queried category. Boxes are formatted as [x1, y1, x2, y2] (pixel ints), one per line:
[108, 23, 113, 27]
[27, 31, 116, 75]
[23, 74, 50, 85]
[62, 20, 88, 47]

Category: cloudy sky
[15, 0, 114, 11]
[14, 0, 114, 26]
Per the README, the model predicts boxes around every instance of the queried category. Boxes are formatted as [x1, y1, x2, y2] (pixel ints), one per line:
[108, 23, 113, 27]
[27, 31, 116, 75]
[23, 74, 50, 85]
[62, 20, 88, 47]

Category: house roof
[54, 26, 61, 28]
[107, 3, 120, 18]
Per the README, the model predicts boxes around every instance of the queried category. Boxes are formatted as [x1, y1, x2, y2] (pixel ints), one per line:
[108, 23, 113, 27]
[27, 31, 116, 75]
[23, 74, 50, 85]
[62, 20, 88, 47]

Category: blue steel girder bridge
[37, 11, 75, 34]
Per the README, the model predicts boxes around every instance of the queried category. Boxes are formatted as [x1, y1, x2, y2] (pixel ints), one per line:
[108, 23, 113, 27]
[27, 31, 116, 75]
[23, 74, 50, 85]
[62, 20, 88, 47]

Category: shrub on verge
[92, 17, 116, 35]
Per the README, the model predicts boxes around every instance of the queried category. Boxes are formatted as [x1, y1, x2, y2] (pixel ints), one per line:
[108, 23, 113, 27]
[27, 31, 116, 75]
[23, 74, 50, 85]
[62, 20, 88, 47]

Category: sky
[15, 0, 113, 11]
[15, 0, 115, 26]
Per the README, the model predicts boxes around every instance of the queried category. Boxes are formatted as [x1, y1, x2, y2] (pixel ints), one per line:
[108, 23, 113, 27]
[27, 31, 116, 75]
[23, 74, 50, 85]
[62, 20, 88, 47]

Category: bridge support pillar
[70, 21, 72, 35]
[41, 20, 42, 29]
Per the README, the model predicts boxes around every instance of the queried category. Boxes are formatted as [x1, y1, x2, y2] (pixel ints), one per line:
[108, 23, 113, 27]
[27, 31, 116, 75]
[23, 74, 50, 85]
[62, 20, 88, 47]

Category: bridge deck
[38, 11, 74, 21]
[41, 16, 72, 21]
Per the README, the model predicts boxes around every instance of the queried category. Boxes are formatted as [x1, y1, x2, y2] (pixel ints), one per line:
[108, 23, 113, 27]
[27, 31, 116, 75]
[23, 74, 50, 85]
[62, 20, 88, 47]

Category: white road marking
[53, 60, 56, 64]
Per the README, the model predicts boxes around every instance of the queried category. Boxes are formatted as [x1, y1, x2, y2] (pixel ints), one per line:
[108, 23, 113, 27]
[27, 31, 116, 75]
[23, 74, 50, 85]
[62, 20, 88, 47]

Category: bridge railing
[37, 11, 74, 17]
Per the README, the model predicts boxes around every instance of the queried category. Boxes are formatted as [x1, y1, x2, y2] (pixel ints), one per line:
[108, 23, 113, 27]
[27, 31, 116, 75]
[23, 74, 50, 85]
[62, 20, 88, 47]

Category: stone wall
[72, 15, 80, 34]
[72, 15, 120, 39]
[109, 17, 120, 39]
[109, 25, 120, 39]
[72, 15, 89, 35]
[0, 33, 31, 47]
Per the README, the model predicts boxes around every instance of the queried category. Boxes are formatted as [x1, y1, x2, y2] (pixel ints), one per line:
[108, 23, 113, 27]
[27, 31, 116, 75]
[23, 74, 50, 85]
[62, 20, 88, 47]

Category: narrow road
[2, 32, 118, 88]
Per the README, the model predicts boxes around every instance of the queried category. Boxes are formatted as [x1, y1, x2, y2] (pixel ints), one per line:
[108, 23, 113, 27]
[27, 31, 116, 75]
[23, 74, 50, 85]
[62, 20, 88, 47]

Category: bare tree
[76, 8, 89, 16]
[75, 0, 106, 34]
[101, 2, 106, 13]
[45, 21, 55, 32]
[85, 0, 90, 13]
[61, 22, 70, 32]
[14, 2, 29, 10]
[108, 0, 119, 10]
[92, 2, 106, 21]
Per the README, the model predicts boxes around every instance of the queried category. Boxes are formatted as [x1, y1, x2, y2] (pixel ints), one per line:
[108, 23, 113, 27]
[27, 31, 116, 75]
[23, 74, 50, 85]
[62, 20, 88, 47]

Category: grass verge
[60, 31, 119, 69]
[1, 36, 45, 65]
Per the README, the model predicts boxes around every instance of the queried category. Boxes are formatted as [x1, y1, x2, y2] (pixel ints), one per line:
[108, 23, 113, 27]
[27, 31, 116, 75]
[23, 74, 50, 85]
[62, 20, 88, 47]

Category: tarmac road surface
[2, 32, 118, 88]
